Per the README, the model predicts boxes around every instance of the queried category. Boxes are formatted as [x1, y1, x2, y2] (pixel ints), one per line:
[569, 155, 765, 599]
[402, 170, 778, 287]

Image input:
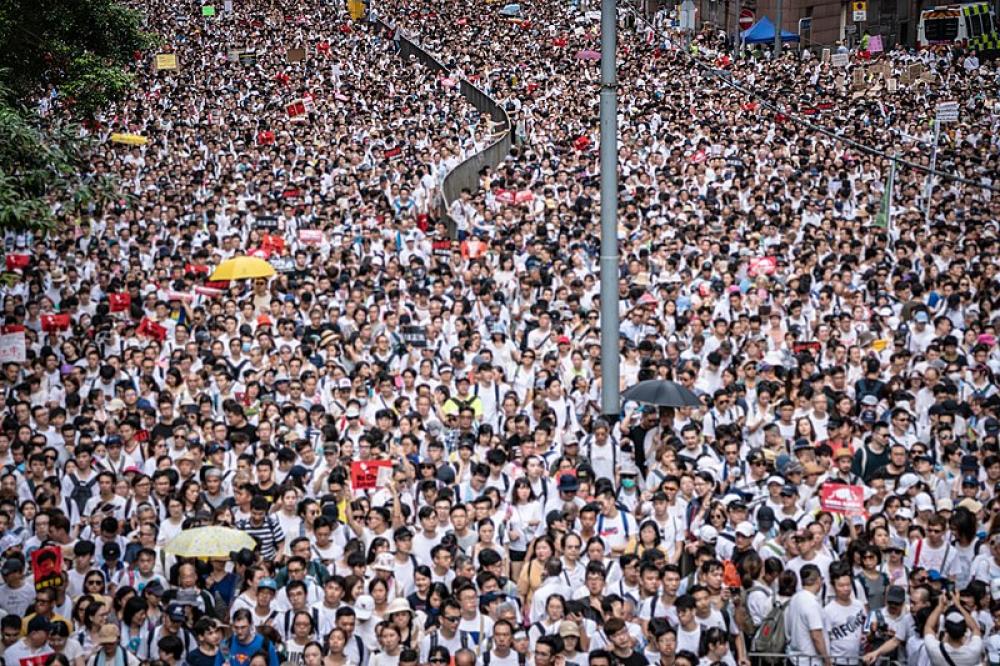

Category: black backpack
[68, 473, 99, 513]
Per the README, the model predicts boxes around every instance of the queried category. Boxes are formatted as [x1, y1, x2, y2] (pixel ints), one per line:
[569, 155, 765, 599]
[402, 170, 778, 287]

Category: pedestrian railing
[749, 653, 901, 666]
[376, 20, 512, 238]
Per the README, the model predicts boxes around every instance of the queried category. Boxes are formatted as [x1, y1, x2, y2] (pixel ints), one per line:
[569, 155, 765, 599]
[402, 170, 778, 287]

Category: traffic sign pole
[924, 119, 941, 224]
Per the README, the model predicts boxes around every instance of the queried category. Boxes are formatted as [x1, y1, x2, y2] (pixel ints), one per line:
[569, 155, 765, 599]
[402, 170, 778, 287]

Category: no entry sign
[739, 9, 755, 31]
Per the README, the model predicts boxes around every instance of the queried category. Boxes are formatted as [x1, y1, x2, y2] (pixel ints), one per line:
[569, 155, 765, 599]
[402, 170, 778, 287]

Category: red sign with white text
[820, 484, 865, 515]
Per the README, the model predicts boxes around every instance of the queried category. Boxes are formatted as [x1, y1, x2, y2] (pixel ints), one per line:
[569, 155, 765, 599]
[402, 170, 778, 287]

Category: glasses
[430, 659, 448, 664]
[442, 615, 461, 623]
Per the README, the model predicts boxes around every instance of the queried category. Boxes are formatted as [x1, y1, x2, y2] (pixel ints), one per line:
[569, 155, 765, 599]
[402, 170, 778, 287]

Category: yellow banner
[155, 54, 178, 70]
[110, 133, 148, 146]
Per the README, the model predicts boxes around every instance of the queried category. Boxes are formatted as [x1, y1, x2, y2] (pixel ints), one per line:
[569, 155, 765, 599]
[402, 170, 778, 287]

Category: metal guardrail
[375, 20, 513, 239]
[749, 653, 901, 666]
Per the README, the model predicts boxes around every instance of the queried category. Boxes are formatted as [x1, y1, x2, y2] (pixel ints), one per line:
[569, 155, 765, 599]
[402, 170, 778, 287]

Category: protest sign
[40, 314, 70, 332]
[908, 63, 923, 80]
[239, 51, 258, 66]
[5, 254, 30, 271]
[286, 100, 307, 118]
[401, 325, 428, 347]
[852, 68, 866, 89]
[831, 53, 849, 67]
[0, 330, 26, 363]
[202, 5, 216, 16]
[350, 460, 393, 490]
[887, 78, 897, 92]
[299, 229, 324, 245]
[155, 54, 178, 71]
[108, 292, 131, 312]
[822, 48, 830, 62]
[748, 256, 777, 276]
[31, 547, 64, 592]
[255, 215, 279, 231]
[287, 47, 307, 62]
[868, 35, 883, 53]
[792, 341, 822, 356]
[110, 133, 148, 146]
[820, 484, 865, 515]
[137, 318, 167, 342]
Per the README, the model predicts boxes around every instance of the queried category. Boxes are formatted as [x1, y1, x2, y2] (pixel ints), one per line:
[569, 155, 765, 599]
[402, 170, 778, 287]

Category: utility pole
[924, 118, 941, 225]
[599, 0, 620, 418]
[774, 0, 783, 57]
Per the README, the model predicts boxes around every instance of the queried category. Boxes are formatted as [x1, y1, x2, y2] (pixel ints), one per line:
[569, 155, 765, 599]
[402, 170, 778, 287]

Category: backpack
[752, 596, 788, 660]
[735, 583, 770, 637]
[68, 472, 99, 513]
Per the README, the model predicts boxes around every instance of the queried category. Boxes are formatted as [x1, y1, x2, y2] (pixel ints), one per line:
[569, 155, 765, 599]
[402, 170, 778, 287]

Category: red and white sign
[748, 256, 777, 276]
[739, 9, 755, 31]
[299, 229, 324, 245]
[820, 484, 866, 515]
[350, 460, 393, 491]
[0, 329, 26, 363]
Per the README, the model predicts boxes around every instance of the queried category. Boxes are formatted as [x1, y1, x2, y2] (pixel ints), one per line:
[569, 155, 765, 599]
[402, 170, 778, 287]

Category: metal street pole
[774, 0, 783, 57]
[599, 0, 620, 418]
[924, 118, 940, 225]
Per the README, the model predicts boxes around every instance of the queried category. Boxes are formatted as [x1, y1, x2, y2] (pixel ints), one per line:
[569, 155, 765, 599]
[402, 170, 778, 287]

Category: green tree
[0, 0, 154, 232]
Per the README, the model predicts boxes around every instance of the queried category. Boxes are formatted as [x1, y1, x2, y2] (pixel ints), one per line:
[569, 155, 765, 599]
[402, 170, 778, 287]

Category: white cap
[354, 595, 375, 620]
[735, 521, 756, 537]
[914, 493, 935, 512]
[766, 475, 784, 486]
[896, 507, 914, 520]
[897, 473, 920, 492]
[938, 498, 954, 512]
[698, 525, 719, 542]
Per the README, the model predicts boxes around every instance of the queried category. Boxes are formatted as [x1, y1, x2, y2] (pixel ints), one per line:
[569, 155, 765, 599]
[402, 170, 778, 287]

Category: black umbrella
[622, 380, 702, 408]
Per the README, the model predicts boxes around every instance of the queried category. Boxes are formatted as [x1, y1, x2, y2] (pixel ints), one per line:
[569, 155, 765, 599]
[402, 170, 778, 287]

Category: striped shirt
[236, 515, 286, 560]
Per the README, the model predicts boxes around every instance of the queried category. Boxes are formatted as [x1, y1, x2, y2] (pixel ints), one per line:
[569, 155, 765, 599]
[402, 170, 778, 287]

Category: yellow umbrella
[164, 526, 257, 558]
[209, 256, 276, 281]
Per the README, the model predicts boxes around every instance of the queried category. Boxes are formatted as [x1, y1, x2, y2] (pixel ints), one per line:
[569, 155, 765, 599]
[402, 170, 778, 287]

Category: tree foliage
[0, 0, 154, 232]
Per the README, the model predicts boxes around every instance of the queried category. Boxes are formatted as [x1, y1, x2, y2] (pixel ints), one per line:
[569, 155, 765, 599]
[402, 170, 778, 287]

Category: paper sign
[820, 484, 866, 515]
[869, 35, 883, 53]
[792, 341, 822, 356]
[908, 63, 923, 80]
[108, 292, 131, 312]
[350, 460, 393, 490]
[831, 53, 849, 67]
[5, 254, 30, 271]
[239, 52, 258, 66]
[822, 48, 831, 62]
[748, 256, 777, 276]
[110, 133, 148, 146]
[137, 317, 167, 342]
[40, 314, 70, 332]
[299, 229, 324, 245]
[0, 331, 26, 363]
[852, 68, 866, 88]
[401, 325, 428, 348]
[888, 78, 897, 92]
[286, 100, 306, 118]
[287, 47, 306, 62]
[202, 5, 216, 16]
[31, 547, 64, 592]
[155, 54, 178, 71]
[871, 339, 890, 352]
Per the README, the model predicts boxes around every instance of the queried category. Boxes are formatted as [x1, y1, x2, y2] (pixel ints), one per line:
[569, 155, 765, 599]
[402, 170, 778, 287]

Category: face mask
[622, 479, 636, 490]
[242, 343, 251, 353]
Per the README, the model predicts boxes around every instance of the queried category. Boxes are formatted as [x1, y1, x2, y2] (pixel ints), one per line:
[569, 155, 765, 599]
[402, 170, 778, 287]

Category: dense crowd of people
[1, 0, 999, 665]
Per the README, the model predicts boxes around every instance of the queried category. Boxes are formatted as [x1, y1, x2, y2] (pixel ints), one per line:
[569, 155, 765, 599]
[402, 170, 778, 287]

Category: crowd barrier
[750, 654, 901, 666]
[375, 20, 513, 237]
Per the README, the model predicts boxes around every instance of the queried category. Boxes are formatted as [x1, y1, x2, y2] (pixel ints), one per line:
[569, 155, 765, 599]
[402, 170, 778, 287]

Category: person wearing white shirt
[784, 564, 831, 664]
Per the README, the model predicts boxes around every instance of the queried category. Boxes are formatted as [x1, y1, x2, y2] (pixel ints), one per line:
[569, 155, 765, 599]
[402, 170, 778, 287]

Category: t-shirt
[3, 640, 54, 666]
[924, 633, 984, 666]
[785, 590, 826, 657]
[823, 599, 866, 661]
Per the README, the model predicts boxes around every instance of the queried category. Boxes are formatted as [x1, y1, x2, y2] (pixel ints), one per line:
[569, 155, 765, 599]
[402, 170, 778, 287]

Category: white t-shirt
[785, 589, 826, 657]
[823, 598, 866, 661]
[924, 633, 983, 666]
[677, 624, 702, 654]
[906, 539, 959, 577]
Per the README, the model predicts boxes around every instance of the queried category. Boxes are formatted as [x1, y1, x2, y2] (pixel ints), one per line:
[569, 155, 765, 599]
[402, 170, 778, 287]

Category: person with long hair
[48, 621, 85, 666]
[516, 536, 555, 622]
[698, 627, 735, 666]
[507, 477, 542, 580]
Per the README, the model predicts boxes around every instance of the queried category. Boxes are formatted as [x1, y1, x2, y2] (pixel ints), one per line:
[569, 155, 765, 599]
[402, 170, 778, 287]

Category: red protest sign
[5, 254, 30, 271]
[748, 256, 777, 276]
[185, 263, 210, 275]
[494, 189, 515, 205]
[137, 317, 167, 342]
[286, 100, 307, 118]
[31, 546, 64, 592]
[108, 292, 131, 313]
[40, 314, 70, 332]
[350, 460, 392, 491]
[820, 484, 865, 515]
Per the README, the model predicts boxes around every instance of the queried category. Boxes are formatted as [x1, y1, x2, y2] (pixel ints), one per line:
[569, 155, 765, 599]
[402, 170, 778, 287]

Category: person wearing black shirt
[186, 617, 224, 666]
[605, 617, 649, 666]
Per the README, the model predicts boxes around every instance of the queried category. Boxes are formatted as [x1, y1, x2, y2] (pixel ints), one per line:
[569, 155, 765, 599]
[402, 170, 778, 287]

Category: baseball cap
[735, 521, 756, 537]
[886, 586, 906, 604]
[355, 594, 375, 621]
[258, 577, 278, 591]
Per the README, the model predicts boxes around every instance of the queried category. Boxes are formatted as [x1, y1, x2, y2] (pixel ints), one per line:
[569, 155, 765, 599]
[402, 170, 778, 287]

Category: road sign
[936, 101, 959, 123]
[852, 0, 867, 21]
[739, 8, 755, 30]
